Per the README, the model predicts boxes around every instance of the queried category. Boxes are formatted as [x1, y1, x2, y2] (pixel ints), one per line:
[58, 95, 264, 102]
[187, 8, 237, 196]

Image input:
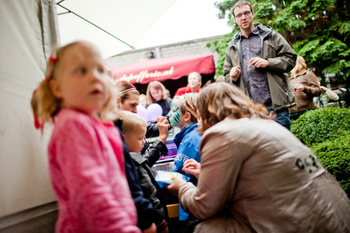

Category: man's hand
[249, 57, 269, 68]
[230, 66, 241, 81]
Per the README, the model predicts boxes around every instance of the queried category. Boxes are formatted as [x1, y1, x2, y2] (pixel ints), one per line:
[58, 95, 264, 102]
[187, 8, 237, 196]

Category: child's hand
[293, 83, 304, 92]
[143, 223, 156, 233]
[157, 116, 169, 143]
[183, 159, 201, 178]
[167, 177, 187, 196]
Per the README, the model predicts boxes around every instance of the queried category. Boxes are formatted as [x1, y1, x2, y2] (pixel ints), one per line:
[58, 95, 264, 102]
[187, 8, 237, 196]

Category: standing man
[224, 0, 297, 130]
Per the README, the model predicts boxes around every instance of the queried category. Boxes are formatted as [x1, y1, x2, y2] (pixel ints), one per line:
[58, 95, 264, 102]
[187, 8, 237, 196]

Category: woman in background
[289, 56, 322, 120]
[146, 81, 172, 116]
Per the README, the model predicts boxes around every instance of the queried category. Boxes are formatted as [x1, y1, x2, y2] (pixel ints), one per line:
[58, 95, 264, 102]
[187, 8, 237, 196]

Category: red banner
[111, 54, 215, 84]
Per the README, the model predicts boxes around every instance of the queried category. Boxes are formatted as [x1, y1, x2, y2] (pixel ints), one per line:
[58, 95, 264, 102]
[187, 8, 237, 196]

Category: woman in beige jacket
[167, 82, 350, 233]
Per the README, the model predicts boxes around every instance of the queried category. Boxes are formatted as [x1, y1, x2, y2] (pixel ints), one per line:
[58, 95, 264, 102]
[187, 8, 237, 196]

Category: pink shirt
[48, 109, 140, 233]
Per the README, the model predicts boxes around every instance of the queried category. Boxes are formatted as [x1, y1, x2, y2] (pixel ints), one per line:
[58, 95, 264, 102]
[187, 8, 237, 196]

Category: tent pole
[56, 3, 135, 49]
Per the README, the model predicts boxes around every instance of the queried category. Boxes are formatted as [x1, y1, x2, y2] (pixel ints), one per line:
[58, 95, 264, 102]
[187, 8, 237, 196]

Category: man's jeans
[266, 104, 291, 130]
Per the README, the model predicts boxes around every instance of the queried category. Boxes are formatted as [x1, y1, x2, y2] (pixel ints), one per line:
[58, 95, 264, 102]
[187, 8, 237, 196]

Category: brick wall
[106, 35, 224, 70]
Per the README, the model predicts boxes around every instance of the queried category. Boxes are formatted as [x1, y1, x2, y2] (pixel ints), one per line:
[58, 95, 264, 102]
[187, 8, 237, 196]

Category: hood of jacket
[174, 123, 198, 147]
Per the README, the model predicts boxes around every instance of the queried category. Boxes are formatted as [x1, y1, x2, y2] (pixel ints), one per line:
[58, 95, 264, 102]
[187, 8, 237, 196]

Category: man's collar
[239, 26, 259, 39]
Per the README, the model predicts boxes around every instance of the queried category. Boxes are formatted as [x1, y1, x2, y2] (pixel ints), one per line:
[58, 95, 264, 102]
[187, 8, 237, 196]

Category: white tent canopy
[56, 0, 177, 58]
[0, 0, 177, 222]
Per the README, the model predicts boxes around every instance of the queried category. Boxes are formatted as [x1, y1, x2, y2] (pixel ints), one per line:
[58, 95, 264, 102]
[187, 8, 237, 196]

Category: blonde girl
[146, 81, 172, 116]
[31, 41, 140, 233]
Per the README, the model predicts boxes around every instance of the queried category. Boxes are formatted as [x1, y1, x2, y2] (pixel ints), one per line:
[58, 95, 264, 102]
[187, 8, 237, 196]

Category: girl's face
[150, 88, 162, 102]
[51, 44, 109, 116]
[124, 126, 146, 153]
[119, 93, 139, 113]
[188, 75, 200, 89]
[166, 98, 184, 127]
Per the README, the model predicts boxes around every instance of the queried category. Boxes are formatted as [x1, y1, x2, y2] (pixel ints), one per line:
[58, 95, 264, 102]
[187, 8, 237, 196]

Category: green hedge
[310, 131, 350, 196]
[291, 107, 350, 197]
[291, 107, 350, 147]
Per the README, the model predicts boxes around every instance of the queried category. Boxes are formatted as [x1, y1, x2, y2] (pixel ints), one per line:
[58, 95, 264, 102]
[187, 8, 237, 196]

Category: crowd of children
[31, 40, 350, 233]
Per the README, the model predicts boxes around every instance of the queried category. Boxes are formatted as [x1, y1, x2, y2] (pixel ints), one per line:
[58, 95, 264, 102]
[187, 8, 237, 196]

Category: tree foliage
[208, 0, 350, 84]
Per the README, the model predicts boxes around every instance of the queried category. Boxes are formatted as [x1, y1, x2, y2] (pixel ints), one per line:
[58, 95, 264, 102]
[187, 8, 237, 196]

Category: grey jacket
[178, 117, 350, 233]
[224, 25, 297, 111]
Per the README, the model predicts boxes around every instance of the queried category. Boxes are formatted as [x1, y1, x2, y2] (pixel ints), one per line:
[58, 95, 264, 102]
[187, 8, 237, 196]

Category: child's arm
[143, 117, 169, 166]
[156, 116, 169, 144]
[321, 86, 339, 100]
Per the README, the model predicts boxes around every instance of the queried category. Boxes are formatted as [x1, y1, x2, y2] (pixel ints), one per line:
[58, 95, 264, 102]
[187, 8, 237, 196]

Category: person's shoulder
[203, 118, 252, 138]
[56, 109, 95, 127]
[165, 97, 172, 103]
[129, 152, 146, 165]
[256, 24, 275, 37]
[227, 32, 241, 47]
[174, 86, 188, 96]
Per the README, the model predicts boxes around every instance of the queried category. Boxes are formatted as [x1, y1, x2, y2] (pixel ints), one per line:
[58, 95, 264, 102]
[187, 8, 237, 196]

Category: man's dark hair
[231, 0, 253, 16]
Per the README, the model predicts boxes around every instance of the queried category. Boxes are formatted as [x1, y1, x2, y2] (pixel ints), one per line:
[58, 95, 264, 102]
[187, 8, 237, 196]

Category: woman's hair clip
[119, 87, 136, 95]
[49, 56, 58, 64]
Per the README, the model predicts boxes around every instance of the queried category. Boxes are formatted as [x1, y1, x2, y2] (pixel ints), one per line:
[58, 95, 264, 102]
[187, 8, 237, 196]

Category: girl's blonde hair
[116, 110, 146, 136]
[291, 56, 307, 78]
[146, 81, 167, 104]
[173, 93, 199, 123]
[31, 41, 117, 129]
[196, 82, 273, 132]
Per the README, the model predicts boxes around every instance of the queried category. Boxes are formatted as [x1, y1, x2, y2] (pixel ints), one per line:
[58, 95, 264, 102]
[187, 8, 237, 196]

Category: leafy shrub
[291, 107, 350, 147]
[310, 131, 350, 197]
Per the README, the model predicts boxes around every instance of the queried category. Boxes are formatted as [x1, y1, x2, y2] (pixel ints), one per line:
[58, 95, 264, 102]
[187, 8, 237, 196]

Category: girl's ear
[49, 79, 63, 98]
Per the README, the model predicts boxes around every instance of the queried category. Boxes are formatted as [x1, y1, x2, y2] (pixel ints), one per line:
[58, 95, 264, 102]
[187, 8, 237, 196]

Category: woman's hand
[157, 116, 170, 143]
[167, 177, 186, 196]
[183, 159, 201, 178]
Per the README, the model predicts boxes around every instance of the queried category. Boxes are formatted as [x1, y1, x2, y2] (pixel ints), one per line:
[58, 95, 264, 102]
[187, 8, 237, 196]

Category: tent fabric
[0, 0, 58, 217]
[56, 0, 177, 58]
[111, 54, 215, 84]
